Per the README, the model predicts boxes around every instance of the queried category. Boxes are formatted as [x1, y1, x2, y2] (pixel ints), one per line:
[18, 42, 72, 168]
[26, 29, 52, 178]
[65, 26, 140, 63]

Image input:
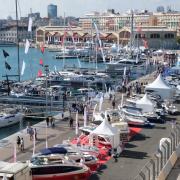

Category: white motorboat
[93, 109, 121, 123]
[106, 57, 145, 70]
[0, 109, 24, 128]
[122, 114, 149, 126]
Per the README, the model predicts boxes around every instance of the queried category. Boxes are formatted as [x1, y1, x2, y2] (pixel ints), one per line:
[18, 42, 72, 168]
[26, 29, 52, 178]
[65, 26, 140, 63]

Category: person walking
[112, 98, 116, 109]
[46, 117, 49, 127]
[69, 117, 73, 128]
[34, 128, 37, 140]
[49, 116, 53, 127]
[20, 137, 24, 152]
[16, 136, 21, 149]
[29, 128, 33, 141]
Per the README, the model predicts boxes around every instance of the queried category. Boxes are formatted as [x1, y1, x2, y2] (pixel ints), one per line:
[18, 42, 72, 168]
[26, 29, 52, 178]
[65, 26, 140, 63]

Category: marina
[0, 1, 180, 180]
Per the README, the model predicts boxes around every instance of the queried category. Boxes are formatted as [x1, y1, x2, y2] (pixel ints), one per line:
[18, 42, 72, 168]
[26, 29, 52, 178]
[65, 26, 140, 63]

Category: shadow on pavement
[130, 133, 150, 142]
[89, 164, 108, 180]
[125, 143, 137, 149]
[120, 150, 149, 159]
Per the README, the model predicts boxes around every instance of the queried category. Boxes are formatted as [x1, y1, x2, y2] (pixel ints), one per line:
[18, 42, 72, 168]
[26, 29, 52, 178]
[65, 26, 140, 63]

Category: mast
[15, 0, 20, 82]
[130, 10, 134, 53]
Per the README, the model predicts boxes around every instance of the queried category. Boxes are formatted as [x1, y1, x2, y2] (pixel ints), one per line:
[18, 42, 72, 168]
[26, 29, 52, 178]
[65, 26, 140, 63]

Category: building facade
[48, 4, 57, 19]
[119, 26, 177, 49]
[36, 25, 177, 49]
[79, 11, 180, 36]
[0, 24, 36, 43]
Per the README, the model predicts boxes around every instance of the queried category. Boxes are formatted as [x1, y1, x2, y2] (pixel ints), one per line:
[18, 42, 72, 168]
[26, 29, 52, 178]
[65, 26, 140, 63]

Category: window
[150, 33, 160, 39]
[164, 33, 174, 39]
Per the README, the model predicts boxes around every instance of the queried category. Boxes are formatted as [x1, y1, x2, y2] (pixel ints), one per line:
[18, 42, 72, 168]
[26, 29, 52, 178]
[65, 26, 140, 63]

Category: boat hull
[32, 170, 91, 180]
[0, 113, 23, 128]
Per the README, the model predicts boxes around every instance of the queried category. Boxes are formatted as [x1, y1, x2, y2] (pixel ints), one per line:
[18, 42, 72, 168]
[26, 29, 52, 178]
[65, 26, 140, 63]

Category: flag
[136, 54, 139, 64]
[92, 104, 97, 120]
[24, 39, 30, 54]
[142, 39, 148, 49]
[84, 107, 87, 127]
[3, 50, 9, 58]
[5, 61, 11, 70]
[28, 17, 33, 32]
[21, 60, 26, 76]
[61, 30, 68, 46]
[39, 58, 43, 66]
[41, 45, 45, 54]
[99, 96, 103, 112]
[123, 67, 127, 76]
[120, 94, 124, 108]
[105, 83, 107, 93]
[54, 65, 57, 71]
[93, 22, 106, 62]
[75, 111, 79, 135]
[13, 143, 16, 163]
[37, 69, 42, 77]
[33, 129, 36, 156]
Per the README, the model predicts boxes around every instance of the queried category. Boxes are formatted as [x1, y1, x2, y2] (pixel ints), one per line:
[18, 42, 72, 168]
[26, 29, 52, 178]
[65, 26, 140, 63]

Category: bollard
[145, 165, 151, 180]
[169, 136, 174, 155]
[164, 140, 170, 160]
[177, 125, 180, 143]
[161, 143, 167, 166]
[139, 171, 146, 180]
[154, 153, 160, 177]
[158, 148, 163, 170]
[171, 132, 176, 151]
[149, 159, 155, 180]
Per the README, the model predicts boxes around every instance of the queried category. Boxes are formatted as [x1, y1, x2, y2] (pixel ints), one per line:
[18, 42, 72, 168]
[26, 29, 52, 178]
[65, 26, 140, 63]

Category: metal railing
[134, 124, 180, 180]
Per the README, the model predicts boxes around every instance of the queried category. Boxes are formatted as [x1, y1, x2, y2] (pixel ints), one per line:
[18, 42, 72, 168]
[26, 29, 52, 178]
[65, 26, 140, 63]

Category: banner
[84, 107, 87, 127]
[25, 39, 30, 54]
[28, 17, 33, 32]
[75, 111, 79, 135]
[21, 60, 26, 76]
[93, 22, 106, 62]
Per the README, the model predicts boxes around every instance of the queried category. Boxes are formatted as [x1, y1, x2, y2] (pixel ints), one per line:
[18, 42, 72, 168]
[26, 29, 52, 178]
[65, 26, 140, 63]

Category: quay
[0, 71, 179, 180]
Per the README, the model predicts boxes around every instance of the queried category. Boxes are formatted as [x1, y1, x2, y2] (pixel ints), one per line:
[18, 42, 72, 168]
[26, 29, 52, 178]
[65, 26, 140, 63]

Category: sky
[0, 0, 180, 19]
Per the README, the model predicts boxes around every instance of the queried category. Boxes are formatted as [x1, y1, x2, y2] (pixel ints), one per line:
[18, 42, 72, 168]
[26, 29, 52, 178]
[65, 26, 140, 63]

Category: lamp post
[44, 65, 49, 148]
[44, 65, 49, 116]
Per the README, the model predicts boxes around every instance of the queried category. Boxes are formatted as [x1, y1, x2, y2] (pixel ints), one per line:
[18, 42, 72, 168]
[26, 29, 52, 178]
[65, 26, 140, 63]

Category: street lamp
[44, 65, 49, 116]
[44, 65, 49, 148]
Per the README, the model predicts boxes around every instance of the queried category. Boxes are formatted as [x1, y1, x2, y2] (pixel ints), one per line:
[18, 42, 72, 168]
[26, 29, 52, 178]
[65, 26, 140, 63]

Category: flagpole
[15, 0, 20, 82]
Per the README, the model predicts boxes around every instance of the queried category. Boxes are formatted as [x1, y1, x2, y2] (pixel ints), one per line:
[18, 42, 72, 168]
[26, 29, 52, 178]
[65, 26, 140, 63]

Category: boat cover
[40, 147, 67, 155]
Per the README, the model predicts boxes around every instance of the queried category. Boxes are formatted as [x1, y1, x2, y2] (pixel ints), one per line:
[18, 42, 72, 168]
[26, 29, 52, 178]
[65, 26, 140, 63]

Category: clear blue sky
[0, 0, 179, 19]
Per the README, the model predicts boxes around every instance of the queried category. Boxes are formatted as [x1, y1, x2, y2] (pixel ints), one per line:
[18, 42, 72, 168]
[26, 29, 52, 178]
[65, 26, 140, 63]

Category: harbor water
[0, 46, 106, 140]
[0, 46, 106, 81]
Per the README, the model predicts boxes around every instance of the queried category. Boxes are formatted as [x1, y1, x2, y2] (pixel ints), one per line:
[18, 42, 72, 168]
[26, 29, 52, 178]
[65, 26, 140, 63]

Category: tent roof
[146, 74, 171, 90]
[136, 94, 154, 105]
[91, 119, 118, 136]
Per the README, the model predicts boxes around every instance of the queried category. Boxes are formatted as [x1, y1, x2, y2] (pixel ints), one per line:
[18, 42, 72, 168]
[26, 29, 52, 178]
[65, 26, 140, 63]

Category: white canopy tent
[136, 94, 154, 113]
[90, 119, 120, 148]
[145, 74, 174, 100]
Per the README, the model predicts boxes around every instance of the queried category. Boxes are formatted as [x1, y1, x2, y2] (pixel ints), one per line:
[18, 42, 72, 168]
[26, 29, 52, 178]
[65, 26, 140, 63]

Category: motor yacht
[30, 153, 91, 180]
[41, 145, 99, 172]
[0, 108, 24, 128]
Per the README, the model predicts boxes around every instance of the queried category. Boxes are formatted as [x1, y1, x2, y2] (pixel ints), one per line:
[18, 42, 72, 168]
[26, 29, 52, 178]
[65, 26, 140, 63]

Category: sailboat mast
[130, 10, 134, 52]
[15, 0, 20, 82]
